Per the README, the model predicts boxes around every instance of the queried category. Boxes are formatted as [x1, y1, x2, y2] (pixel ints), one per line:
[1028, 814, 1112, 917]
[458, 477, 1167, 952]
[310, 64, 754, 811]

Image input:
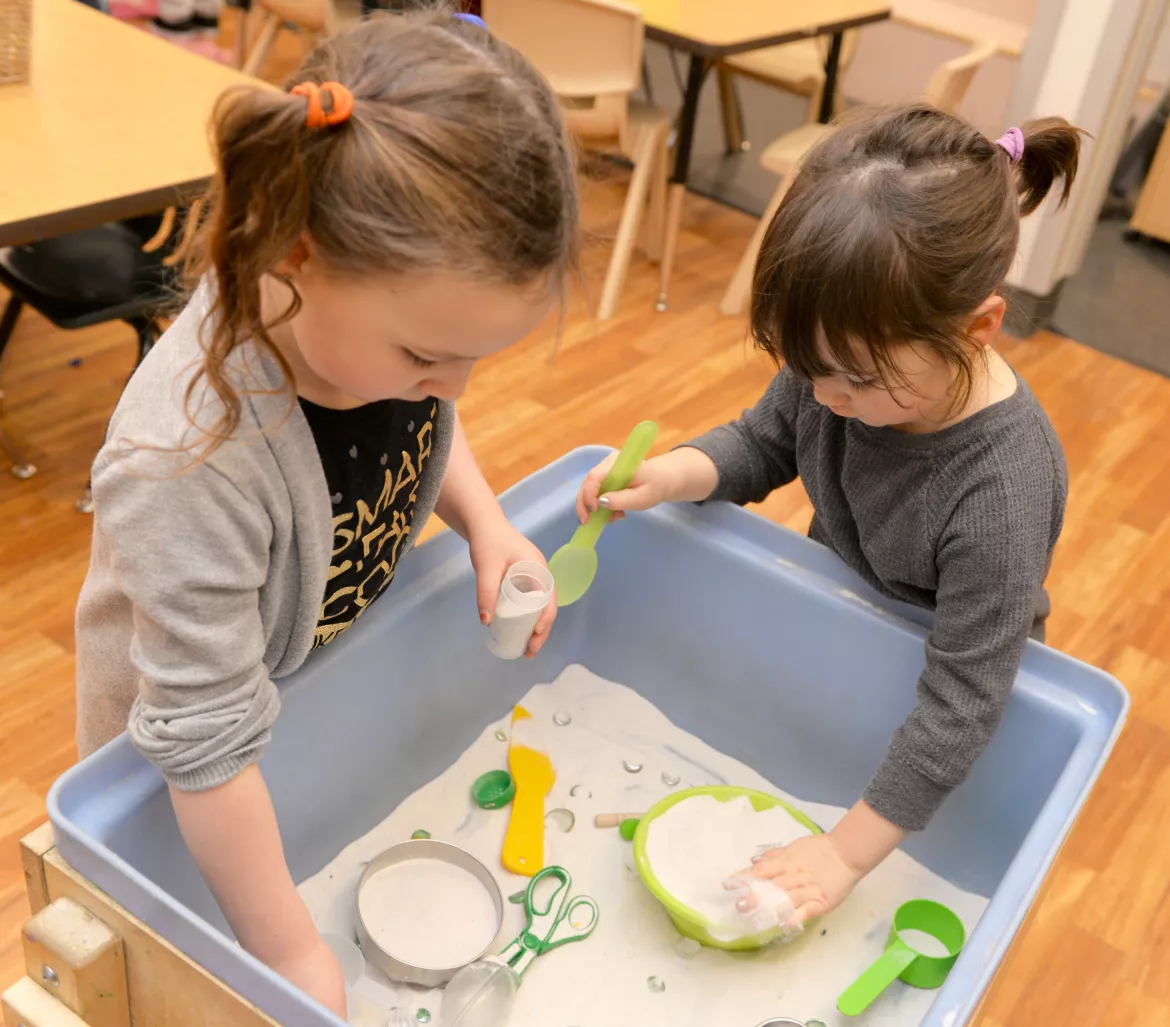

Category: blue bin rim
[48, 444, 1130, 1027]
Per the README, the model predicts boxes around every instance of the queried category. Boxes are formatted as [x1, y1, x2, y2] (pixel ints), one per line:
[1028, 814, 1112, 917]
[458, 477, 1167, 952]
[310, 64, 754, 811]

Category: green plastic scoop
[548, 420, 658, 607]
[837, 899, 965, 1017]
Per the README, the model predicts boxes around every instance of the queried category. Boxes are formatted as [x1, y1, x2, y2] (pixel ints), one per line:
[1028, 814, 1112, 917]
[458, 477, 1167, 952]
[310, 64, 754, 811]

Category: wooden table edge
[644, 9, 892, 60]
[0, 179, 209, 250]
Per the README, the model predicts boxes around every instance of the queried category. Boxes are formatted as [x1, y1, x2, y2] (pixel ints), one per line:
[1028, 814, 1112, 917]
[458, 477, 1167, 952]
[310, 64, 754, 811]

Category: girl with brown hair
[576, 103, 1082, 929]
[75, 10, 576, 1016]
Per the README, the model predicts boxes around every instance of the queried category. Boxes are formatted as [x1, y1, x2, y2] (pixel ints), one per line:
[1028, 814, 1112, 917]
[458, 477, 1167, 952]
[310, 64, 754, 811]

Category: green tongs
[499, 865, 599, 977]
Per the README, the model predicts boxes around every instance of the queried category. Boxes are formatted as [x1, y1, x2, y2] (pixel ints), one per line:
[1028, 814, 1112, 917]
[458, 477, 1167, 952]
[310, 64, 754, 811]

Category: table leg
[232, 0, 251, 70]
[658, 54, 709, 312]
[818, 31, 844, 124]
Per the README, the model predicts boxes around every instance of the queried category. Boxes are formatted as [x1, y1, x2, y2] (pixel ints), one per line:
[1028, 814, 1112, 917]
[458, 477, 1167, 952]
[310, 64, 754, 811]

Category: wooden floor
[2, 54, 1169, 1027]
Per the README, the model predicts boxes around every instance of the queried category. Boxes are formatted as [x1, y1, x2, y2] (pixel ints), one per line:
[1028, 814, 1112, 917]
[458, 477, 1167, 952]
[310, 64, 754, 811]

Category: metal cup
[355, 839, 504, 987]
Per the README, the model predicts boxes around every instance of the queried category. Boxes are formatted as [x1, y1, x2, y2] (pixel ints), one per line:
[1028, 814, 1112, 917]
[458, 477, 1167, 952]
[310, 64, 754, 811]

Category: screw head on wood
[41, 964, 59, 987]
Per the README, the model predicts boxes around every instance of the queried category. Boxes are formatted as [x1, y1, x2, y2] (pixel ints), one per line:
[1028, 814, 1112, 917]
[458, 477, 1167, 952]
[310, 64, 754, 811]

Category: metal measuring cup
[355, 839, 504, 987]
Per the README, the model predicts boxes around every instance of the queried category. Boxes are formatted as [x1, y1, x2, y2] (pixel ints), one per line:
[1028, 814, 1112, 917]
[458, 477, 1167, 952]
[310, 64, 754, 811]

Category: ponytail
[1012, 116, 1085, 216]
[182, 83, 321, 454]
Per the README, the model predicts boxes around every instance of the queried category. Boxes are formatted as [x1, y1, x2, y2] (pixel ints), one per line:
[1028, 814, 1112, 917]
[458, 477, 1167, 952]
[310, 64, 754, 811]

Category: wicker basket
[0, 0, 32, 85]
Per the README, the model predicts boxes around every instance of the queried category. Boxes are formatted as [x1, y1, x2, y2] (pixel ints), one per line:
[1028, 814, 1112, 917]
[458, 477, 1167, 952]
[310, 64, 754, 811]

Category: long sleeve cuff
[161, 739, 269, 792]
[678, 430, 746, 503]
[863, 755, 953, 832]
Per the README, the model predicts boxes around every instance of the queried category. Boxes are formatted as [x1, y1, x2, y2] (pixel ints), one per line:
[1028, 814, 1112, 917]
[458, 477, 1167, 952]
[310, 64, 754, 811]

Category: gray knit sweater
[688, 366, 1066, 831]
[74, 288, 455, 789]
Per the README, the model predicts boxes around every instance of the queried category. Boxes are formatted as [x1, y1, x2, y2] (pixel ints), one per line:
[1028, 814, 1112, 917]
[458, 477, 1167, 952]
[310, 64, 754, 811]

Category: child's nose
[424, 366, 473, 402]
[812, 380, 846, 407]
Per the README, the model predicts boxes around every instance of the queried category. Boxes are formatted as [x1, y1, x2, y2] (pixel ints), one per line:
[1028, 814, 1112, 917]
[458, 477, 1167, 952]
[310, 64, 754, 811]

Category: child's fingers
[596, 485, 655, 513]
[788, 896, 827, 928]
[526, 594, 558, 657]
[777, 881, 820, 912]
[477, 568, 503, 625]
[578, 455, 618, 521]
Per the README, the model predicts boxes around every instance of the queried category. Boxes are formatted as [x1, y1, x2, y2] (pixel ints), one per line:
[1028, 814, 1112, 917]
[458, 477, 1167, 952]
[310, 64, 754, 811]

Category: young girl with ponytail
[76, 10, 576, 1015]
[577, 104, 1083, 930]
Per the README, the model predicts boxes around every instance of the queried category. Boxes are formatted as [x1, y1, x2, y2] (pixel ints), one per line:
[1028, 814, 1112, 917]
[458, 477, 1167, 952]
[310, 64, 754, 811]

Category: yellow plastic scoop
[548, 421, 659, 607]
[502, 706, 555, 877]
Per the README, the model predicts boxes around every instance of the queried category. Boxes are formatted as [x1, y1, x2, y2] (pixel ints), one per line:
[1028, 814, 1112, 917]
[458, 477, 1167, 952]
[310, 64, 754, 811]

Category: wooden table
[0, 0, 265, 248]
[627, 1, 890, 310]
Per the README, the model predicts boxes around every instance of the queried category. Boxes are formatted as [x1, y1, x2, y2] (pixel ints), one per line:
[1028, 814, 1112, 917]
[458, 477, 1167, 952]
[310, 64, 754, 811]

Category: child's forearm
[434, 415, 507, 540]
[170, 766, 345, 1012]
[654, 447, 721, 503]
[828, 799, 908, 876]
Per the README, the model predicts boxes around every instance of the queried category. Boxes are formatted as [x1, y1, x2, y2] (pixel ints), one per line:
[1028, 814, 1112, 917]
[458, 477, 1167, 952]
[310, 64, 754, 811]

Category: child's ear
[967, 294, 1006, 348]
[273, 234, 315, 278]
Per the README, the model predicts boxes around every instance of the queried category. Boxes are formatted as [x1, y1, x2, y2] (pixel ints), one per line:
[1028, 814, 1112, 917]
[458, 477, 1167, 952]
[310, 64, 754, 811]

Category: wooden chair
[720, 39, 999, 317]
[484, 0, 671, 321]
[716, 31, 862, 152]
[237, 0, 361, 78]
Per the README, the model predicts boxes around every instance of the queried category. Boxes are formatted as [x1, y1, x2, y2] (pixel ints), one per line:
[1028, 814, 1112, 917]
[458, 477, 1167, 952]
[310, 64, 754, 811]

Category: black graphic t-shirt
[299, 396, 437, 649]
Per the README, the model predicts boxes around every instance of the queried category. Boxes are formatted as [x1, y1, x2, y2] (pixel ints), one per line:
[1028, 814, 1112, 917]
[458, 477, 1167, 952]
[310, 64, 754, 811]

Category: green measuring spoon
[548, 420, 658, 607]
[837, 899, 965, 1017]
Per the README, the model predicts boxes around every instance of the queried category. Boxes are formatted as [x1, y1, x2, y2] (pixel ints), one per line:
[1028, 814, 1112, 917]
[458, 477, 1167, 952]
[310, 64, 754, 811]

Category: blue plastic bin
[48, 447, 1127, 1027]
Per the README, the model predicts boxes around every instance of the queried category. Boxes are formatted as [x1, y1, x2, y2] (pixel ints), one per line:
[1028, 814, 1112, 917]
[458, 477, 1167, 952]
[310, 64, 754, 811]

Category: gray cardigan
[75, 289, 455, 789]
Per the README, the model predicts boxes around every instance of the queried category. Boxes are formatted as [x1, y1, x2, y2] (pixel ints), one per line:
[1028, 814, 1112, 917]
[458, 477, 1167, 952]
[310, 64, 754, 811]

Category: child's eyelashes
[847, 377, 877, 390]
[404, 349, 438, 369]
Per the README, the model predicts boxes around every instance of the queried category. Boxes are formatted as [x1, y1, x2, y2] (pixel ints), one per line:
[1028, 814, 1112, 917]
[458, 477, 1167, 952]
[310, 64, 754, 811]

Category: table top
[0, 0, 266, 248]
[631, 0, 892, 57]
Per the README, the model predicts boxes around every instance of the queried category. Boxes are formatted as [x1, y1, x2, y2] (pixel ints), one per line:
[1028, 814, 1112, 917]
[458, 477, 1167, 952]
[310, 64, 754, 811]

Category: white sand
[299, 664, 988, 1026]
[646, 794, 809, 942]
[357, 859, 499, 970]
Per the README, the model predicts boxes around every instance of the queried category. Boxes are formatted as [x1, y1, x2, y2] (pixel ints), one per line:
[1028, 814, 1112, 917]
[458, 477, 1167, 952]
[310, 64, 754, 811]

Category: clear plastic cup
[440, 958, 520, 1027]
[486, 561, 553, 660]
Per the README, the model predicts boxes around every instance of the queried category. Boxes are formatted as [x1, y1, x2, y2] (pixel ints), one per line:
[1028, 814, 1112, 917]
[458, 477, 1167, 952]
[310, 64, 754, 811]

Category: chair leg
[597, 127, 660, 322]
[0, 298, 35, 478]
[241, 10, 281, 77]
[654, 183, 686, 313]
[0, 390, 35, 480]
[0, 295, 25, 364]
[719, 174, 793, 317]
[132, 319, 160, 366]
[805, 81, 827, 126]
[717, 66, 747, 154]
[644, 127, 669, 264]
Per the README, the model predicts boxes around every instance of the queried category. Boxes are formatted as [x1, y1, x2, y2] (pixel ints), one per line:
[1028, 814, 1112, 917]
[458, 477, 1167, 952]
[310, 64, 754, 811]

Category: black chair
[0, 211, 181, 510]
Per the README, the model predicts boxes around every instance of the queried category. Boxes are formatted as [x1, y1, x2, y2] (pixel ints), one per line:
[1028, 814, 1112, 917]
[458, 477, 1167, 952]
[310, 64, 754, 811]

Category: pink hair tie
[995, 126, 1025, 164]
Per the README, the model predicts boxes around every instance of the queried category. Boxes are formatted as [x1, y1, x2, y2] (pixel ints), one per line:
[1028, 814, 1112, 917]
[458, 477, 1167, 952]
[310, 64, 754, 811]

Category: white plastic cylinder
[486, 561, 553, 660]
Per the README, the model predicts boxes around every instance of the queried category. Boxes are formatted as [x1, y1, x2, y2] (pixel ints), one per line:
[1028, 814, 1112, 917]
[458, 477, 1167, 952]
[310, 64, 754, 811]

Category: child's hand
[574, 448, 719, 524]
[727, 833, 862, 928]
[271, 933, 348, 1019]
[469, 517, 556, 657]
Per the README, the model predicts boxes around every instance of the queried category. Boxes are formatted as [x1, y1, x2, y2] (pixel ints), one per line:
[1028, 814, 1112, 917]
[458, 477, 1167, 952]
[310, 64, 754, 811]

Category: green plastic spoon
[548, 420, 659, 607]
[836, 899, 965, 1017]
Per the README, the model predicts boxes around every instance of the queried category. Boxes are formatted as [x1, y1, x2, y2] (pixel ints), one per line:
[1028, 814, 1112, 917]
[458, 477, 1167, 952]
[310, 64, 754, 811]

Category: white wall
[1146, 8, 1170, 83]
[842, 0, 1040, 135]
[1006, 0, 1168, 295]
[845, 23, 1019, 135]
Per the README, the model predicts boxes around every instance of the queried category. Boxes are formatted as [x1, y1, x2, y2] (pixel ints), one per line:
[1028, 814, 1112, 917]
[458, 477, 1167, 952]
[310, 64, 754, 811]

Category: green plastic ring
[471, 770, 515, 810]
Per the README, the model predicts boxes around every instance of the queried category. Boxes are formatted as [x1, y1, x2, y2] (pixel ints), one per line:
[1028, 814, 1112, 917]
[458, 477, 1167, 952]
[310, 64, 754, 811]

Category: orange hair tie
[291, 81, 355, 129]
